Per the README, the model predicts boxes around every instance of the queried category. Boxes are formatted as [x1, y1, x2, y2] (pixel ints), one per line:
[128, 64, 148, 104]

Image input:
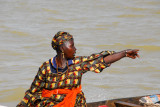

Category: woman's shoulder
[39, 60, 50, 70]
[72, 55, 95, 65]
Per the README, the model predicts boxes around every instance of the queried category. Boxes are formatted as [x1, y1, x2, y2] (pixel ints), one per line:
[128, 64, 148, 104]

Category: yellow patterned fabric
[17, 50, 115, 107]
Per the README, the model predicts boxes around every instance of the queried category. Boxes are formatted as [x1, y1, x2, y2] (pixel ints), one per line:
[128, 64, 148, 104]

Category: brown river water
[0, 0, 160, 106]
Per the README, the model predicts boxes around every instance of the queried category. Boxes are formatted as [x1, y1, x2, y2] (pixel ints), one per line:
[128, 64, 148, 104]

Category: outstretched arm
[104, 49, 139, 65]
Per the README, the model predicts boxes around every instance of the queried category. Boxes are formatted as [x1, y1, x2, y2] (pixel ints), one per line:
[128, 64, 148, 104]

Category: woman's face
[62, 39, 76, 59]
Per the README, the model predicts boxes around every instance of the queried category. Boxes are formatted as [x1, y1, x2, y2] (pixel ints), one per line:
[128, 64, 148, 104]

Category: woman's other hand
[125, 49, 139, 59]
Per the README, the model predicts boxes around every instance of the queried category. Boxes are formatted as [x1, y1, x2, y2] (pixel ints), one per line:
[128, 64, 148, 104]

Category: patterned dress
[17, 51, 114, 107]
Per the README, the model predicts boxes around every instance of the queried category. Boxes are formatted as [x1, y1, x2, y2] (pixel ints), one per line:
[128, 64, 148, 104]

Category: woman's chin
[67, 57, 74, 60]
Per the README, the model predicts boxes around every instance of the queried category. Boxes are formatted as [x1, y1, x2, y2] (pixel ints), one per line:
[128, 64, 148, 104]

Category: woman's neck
[56, 53, 67, 68]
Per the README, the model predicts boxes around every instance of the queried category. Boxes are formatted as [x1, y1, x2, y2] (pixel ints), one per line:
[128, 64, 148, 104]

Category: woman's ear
[60, 45, 64, 53]
[60, 45, 65, 58]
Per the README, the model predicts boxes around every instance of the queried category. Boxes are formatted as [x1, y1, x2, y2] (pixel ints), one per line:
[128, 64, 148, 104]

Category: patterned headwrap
[51, 31, 73, 50]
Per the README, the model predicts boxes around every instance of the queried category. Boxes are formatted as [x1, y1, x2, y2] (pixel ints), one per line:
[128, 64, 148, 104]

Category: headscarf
[51, 31, 73, 50]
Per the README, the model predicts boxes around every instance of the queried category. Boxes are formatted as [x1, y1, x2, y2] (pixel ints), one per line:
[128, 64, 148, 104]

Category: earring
[62, 51, 65, 58]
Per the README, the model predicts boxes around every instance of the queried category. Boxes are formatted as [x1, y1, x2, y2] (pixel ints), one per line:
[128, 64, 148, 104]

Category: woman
[17, 31, 139, 107]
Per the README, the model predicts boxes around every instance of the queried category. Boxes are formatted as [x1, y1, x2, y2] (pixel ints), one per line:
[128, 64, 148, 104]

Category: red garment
[98, 105, 108, 107]
[42, 85, 82, 107]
